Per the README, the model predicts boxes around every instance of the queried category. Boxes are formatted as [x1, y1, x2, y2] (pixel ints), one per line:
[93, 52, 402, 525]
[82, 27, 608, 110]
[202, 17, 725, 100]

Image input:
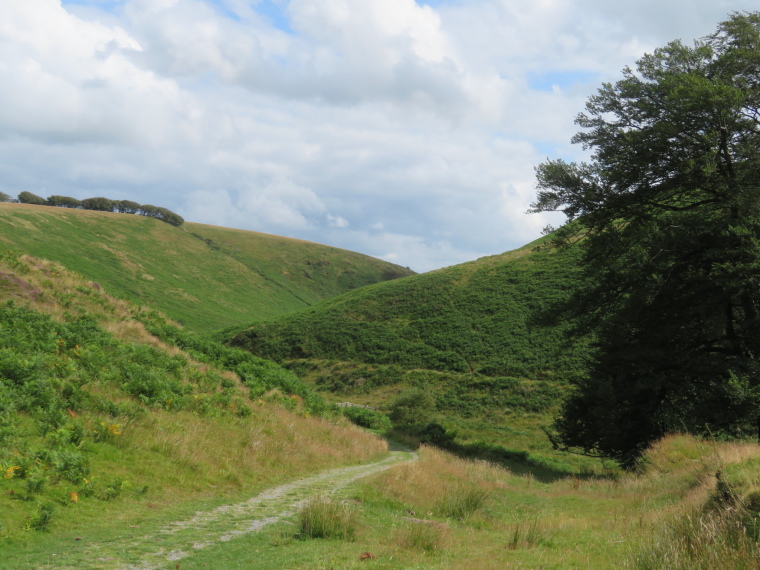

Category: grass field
[65, 436, 758, 570]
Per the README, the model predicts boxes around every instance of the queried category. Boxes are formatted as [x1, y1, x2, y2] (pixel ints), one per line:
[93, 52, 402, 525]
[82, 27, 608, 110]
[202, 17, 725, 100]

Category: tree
[17, 191, 46, 205]
[47, 195, 81, 208]
[138, 204, 184, 226]
[80, 197, 116, 212]
[389, 388, 436, 427]
[530, 12, 760, 467]
[116, 200, 141, 214]
[0, 192, 11, 202]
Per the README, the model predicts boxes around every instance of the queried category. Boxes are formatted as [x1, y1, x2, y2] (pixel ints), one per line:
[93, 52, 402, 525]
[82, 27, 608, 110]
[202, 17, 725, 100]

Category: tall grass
[298, 496, 358, 540]
[396, 520, 448, 552]
[438, 486, 491, 520]
[506, 518, 551, 550]
[374, 445, 507, 521]
[630, 509, 759, 569]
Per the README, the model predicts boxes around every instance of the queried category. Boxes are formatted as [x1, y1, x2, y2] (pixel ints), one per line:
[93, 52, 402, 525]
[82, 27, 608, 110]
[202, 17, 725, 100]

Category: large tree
[531, 12, 760, 467]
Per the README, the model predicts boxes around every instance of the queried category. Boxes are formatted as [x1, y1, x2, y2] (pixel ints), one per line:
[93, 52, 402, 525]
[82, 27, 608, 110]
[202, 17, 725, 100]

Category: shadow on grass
[387, 427, 616, 484]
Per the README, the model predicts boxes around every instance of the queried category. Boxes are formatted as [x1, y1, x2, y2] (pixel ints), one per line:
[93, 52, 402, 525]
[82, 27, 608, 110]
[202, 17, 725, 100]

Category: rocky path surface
[94, 447, 415, 569]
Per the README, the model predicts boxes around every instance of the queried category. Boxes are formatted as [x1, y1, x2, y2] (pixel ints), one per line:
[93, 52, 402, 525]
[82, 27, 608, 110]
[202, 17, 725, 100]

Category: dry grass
[119, 407, 388, 497]
[376, 445, 508, 518]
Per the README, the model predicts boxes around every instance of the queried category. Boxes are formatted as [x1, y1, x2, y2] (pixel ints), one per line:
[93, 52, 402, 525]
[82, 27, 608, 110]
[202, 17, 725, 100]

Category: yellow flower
[69, 492, 79, 503]
[3, 466, 19, 479]
[107, 424, 122, 436]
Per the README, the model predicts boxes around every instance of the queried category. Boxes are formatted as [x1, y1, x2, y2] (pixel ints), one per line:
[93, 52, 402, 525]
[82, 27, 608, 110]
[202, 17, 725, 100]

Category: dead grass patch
[375, 445, 508, 519]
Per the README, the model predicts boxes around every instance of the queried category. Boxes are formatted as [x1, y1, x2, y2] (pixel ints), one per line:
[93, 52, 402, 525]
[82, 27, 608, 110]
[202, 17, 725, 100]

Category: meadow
[123, 436, 760, 569]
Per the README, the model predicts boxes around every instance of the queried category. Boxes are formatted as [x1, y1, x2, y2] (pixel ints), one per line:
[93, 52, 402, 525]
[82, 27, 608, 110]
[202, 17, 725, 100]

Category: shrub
[24, 473, 48, 497]
[298, 496, 357, 540]
[341, 407, 391, 430]
[389, 388, 435, 427]
[27, 503, 55, 532]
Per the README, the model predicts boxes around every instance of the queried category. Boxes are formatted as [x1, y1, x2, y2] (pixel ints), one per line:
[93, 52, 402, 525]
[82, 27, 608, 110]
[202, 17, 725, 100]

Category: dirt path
[94, 448, 415, 569]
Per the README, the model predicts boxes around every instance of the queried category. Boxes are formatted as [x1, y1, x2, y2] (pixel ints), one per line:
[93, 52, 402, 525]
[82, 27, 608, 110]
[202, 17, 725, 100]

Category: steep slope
[0, 203, 413, 332]
[186, 222, 412, 305]
[226, 237, 587, 379]
[0, 249, 387, 541]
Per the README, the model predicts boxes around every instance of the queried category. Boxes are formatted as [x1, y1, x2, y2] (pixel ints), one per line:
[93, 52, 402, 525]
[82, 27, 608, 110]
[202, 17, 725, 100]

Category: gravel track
[98, 448, 416, 569]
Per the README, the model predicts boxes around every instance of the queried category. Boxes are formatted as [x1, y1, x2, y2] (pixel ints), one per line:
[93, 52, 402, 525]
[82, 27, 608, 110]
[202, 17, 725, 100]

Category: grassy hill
[223, 237, 589, 444]
[4, 223, 760, 569]
[0, 249, 387, 545]
[225, 236, 586, 377]
[0, 203, 413, 333]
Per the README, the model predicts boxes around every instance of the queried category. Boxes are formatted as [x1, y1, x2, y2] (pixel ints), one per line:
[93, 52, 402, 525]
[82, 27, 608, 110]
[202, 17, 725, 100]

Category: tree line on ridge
[0, 190, 184, 227]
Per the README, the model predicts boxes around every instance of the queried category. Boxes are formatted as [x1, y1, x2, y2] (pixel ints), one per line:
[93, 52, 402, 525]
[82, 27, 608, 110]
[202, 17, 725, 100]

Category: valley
[2, 204, 760, 568]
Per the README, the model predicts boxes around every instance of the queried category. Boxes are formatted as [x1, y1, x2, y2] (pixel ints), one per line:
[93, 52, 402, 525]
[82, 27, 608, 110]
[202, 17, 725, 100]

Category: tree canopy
[17, 191, 46, 205]
[7, 191, 184, 228]
[531, 12, 760, 467]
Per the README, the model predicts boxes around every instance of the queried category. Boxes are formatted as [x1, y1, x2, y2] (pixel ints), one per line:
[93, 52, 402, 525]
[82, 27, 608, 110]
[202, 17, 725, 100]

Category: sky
[1, 1, 757, 272]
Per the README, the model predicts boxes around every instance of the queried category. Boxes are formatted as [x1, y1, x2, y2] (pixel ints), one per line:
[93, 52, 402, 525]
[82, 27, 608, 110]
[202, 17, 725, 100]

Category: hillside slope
[0, 249, 387, 542]
[0, 203, 414, 332]
[223, 237, 591, 455]
[226, 237, 588, 379]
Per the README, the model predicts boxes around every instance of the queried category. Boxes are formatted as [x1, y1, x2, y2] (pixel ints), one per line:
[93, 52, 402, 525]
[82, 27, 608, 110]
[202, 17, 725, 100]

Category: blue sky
[4, 0, 758, 271]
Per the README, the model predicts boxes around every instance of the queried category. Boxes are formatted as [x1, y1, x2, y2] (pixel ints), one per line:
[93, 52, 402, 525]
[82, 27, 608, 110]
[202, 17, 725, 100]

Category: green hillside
[0, 203, 414, 333]
[0, 249, 387, 547]
[226, 237, 586, 378]
[5, 220, 760, 570]
[222, 237, 592, 457]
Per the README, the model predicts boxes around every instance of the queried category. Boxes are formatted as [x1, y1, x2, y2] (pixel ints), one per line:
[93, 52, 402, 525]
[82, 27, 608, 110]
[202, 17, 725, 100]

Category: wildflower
[69, 492, 79, 503]
[3, 466, 19, 479]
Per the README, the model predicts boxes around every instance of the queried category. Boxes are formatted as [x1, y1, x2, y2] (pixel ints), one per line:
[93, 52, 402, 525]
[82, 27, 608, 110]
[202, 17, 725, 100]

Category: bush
[27, 503, 55, 532]
[389, 388, 435, 427]
[341, 406, 391, 430]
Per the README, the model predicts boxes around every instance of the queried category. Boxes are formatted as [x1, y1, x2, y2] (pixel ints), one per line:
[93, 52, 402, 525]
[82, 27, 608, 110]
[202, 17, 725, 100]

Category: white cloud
[182, 177, 325, 231]
[327, 214, 349, 228]
[2, 0, 758, 272]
